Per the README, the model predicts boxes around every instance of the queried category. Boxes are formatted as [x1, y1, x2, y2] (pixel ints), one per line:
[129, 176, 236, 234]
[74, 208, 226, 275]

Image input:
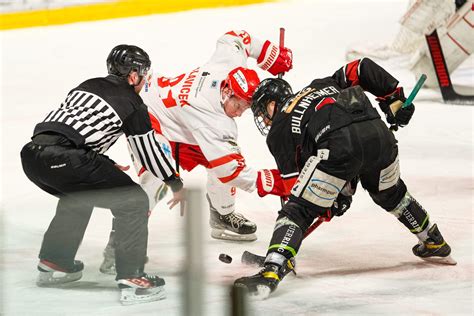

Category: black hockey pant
[20, 133, 149, 279]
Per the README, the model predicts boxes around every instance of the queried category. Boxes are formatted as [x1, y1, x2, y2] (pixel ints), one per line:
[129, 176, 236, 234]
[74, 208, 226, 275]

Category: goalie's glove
[256, 169, 286, 197]
[257, 40, 293, 76]
[376, 87, 415, 128]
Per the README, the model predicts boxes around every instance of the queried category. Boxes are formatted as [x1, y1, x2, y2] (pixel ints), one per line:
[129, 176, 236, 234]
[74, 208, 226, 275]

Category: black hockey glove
[331, 176, 358, 217]
[377, 87, 415, 128]
[331, 193, 352, 217]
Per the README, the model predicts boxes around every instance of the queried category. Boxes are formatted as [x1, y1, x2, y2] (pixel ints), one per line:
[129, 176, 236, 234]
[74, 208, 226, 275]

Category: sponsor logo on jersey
[160, 143, 172, 160]
[315, 124, 330, 143]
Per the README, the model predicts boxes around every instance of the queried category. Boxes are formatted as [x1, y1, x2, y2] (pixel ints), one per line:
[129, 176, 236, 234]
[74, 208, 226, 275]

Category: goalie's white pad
[400, 0, 455, 35]
[411, 1, 474, 88]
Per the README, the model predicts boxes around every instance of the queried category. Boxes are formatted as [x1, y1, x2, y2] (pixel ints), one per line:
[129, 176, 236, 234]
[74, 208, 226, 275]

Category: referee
[20, 45, 183, 304]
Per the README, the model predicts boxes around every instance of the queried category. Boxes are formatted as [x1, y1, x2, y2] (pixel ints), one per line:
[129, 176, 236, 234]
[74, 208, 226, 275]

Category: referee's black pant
[20, 133, 149, 280]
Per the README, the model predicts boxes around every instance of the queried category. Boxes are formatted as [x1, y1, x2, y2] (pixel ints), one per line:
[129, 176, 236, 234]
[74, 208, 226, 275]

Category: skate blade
[249, 285, 271, 300]
[211, 229, 257, 242]
[36, 271, 83, 287]
[420, 255, 457, 265]
[120, 286, 166, 305]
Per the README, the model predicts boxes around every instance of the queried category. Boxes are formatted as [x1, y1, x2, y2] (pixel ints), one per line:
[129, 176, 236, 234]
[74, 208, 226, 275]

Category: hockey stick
[278, 27, 286, 208]
[241, 215, 328, 266]
[174, 143, 185, 216]
[389, 74, 427, 131]
[425, 30, 474, 105]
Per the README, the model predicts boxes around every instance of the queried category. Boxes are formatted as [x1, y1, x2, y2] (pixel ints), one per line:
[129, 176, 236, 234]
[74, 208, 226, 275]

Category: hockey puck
[219, 253, 232, 264]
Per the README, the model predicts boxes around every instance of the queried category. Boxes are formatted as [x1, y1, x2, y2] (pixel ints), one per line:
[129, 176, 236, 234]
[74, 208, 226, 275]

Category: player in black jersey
[234, 58, 455, 298]
[20, 45, 184, 305]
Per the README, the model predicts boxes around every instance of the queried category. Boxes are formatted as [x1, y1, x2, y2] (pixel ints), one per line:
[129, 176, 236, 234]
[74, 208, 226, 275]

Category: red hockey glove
[257, 40, 293, 76]
[256, 169, 286, 197]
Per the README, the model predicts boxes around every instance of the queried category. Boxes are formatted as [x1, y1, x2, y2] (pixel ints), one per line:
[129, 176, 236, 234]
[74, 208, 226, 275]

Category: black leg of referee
[21, 134, 149, 278]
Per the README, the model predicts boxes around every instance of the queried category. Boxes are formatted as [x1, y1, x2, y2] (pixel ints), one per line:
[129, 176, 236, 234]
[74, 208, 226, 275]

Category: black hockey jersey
[266, 58, 399, 193]
[33, 75, 181, 188]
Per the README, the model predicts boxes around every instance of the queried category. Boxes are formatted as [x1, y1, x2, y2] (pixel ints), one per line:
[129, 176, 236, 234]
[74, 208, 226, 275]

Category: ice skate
[234, 259, 295, 299]
[117, 273, 166, 305]
[210, 209, 257, 242]
[36, 259, 84, 287]
[413, 224, 457, 265]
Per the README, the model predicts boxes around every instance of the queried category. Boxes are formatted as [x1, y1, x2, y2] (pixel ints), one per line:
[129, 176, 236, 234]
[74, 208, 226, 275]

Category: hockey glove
[256, 169, 286, 197]
[257, 40, 293, 76]
[331, 177, 358, 217]
[331, 193, 352, 217]
[377, 87, 415, 127]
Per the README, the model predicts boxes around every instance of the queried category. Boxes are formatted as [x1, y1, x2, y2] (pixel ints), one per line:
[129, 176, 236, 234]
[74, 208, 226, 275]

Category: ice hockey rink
[1, 0, 473, 314]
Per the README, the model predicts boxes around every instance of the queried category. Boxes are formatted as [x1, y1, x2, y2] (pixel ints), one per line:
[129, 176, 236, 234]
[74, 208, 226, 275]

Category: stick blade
[241, 251, 265, 267]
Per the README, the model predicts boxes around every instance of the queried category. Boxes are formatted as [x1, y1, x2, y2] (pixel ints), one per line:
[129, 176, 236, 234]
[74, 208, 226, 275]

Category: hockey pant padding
[290, 153, 346, 209]
[206, 172, 235, 215]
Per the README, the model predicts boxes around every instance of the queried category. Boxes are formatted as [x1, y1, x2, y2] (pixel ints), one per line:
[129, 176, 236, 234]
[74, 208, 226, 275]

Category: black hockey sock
[265, 216, 304, 267]
[389, 192, 430, 234]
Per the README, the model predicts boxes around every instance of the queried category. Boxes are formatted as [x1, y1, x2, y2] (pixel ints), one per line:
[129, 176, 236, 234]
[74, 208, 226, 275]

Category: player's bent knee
[370, 179, 407, 211]
[279, 201, 319, 233]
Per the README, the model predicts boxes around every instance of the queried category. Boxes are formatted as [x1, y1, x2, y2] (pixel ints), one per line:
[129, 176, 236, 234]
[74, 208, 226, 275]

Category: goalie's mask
[251, 78, 293, 136]
[107, 44, 151, 78]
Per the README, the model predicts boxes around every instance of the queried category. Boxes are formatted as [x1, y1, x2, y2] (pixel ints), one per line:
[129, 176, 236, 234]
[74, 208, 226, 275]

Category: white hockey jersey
[141, 30, 269, 192]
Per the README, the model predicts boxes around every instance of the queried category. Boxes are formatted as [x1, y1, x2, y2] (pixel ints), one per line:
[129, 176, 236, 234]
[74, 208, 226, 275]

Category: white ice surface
[1, 0, 473, 315]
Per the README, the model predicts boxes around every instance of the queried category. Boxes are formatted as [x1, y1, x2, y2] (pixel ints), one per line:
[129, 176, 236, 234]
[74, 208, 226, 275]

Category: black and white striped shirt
[33, 75, 181, 189]
[43, 90, 122, 154]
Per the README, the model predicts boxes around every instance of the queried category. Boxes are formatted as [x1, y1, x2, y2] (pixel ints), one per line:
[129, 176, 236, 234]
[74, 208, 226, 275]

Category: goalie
[346, 0, 473, 89]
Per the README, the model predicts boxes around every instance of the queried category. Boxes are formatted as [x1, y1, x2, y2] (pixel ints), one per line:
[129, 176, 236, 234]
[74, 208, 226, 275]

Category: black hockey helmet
[107, 44, 151, 77]
[251, 78, 293, 135]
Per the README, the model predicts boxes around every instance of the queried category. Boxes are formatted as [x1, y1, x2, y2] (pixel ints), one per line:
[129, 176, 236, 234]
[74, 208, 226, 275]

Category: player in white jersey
[140, 30, 293, 241]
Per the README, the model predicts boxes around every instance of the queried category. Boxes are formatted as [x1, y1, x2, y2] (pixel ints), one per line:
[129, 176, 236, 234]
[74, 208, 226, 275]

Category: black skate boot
[412, 224, 457, 265]
[234, 259, 295, 299]
[37, 259, 84, 287]
[117, 273, 166, 305]
[209, 209, 257, 241]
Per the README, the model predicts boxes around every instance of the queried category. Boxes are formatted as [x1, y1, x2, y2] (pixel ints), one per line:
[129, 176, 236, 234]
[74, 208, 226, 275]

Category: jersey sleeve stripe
[127, 130, 176, 181]
[208, 153, 244, 168]
[217, 163, 245, 183]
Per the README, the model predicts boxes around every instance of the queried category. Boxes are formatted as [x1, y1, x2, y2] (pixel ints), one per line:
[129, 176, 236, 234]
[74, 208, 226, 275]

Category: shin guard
[389, 192, 430, 234]
[265, 217, 304, 266]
